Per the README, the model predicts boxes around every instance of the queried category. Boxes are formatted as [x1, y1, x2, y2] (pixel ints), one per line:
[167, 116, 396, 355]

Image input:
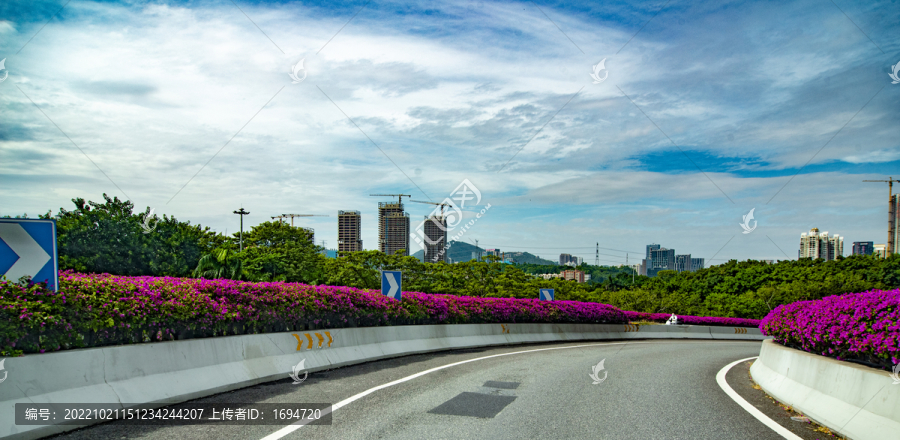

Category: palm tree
[193, 248, 243, 280]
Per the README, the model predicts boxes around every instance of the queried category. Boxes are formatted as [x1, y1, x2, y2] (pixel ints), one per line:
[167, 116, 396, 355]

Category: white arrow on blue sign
[0, 219, 58, 291]
[539, 288, 554, 301]
[381, 270, 402, 300]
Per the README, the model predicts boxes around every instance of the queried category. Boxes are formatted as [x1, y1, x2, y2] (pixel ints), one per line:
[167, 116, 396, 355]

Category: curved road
[48, 340, 825, 440]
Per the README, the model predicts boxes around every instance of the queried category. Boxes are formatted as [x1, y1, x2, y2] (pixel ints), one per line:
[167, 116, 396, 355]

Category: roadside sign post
[381, 270, 402, 300]
[0, 219, 59, 291]
[539, 288, 554, 301]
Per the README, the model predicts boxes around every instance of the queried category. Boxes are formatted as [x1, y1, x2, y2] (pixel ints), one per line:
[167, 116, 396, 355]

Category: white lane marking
[716, 356, 803, 440]
[260, 341, 634, 440]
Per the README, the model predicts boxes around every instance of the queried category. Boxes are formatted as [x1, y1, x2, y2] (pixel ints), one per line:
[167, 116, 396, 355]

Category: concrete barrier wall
[1, 323, 766, 440]
[750, 339, 900, 440]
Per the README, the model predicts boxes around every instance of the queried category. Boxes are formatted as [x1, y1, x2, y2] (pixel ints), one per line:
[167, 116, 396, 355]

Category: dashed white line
[716, 356, 803, 440]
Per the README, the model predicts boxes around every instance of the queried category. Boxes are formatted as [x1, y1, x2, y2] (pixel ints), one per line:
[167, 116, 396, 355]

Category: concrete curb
[1, 323, 766, 439]
[749, 339, 900, 440]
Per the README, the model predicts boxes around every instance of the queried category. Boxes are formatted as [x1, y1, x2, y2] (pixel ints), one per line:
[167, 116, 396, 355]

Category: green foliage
[589, 256, 900, 318]
[24, 195, 900, 322]
[317, 250, 594, 300]
[235, 221, 325, 283]
[516, 262, 649, 288]
[193, 248, 244, 280]
[52, 194, 224, 277]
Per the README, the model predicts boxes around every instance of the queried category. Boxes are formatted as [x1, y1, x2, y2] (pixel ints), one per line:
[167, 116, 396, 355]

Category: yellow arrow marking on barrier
[500, 324, 509, 334]
[294, 332, 334, 350]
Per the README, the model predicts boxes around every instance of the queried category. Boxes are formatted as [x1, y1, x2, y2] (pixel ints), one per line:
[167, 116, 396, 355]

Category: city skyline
[2, 0, 898, 266]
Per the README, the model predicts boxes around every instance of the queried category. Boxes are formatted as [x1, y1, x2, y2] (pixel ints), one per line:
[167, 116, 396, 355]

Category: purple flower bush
[760, 289, 900, 369]
[622, 311, 761, 327]
[1, 271, 626, 355]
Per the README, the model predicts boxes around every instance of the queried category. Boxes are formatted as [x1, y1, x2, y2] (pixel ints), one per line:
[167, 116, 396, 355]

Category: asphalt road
[48, 340, 833, 440]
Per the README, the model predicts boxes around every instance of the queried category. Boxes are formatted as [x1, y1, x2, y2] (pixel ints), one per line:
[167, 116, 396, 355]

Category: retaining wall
[750, 339, 900, 440]
[1, 323, 766, 439]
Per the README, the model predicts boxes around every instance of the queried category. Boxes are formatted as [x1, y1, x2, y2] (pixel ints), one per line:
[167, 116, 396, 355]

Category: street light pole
[233, 208, 250, 251]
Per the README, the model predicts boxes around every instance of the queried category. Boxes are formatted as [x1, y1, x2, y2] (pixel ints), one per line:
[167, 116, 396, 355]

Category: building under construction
[422, 215, 448, 263]
[337, 210, 363, 256]
[891, 194, 899, 254]
[378, 202, 410, 256]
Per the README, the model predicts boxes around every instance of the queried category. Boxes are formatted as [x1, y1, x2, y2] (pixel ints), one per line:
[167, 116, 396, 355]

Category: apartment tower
[422, 215, 448, 263]
[890, 194, 899, 255]
[799, 228, 843, 260]
[337, 210, 363, 256]
[378, 202, 410, 256]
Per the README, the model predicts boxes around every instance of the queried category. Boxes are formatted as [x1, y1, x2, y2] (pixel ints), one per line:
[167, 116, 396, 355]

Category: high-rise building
[675, 254, 692, 272]
[639, 259, 647, 276]
[337, 210, 362, 257]
[691, 258, 704, 271]
[422, 215, 447, 263]
[559, 253, 576, 265]
[646, 244, 660, 261]
[874, 244, 887, 258]
[891, 194, 899, 255]
[648, 248, 675, 277]
[378, 202, 409, 256]
[799, 228, 843, 260]
[852, 241, 874, 256]
[485, 248, 501, 257]
[645, 244, 661, 275]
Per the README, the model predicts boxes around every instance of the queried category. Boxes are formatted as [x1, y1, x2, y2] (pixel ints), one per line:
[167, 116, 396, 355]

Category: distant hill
[412, 241, 556, 265]
[500, 251, 556, 265]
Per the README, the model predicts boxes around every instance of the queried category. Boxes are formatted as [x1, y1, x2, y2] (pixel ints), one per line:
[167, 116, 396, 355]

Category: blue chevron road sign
[539, 288, 554, 301]
[381, 270, 402, 300]
[0, 219, 58, 291]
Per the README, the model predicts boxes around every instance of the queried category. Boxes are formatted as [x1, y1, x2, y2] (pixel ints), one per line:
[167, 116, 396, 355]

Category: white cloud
[1, 0, 897, 261]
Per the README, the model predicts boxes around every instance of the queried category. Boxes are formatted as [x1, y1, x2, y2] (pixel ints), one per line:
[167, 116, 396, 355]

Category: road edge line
[716, 356, 802, 440]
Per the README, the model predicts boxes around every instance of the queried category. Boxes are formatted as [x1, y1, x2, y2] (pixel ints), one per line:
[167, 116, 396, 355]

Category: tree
[193, 248, 244, 280]
[54, 194, 223, 276]
[235, 221, 324, 283]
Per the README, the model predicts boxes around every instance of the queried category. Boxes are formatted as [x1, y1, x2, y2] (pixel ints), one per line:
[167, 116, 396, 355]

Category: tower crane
[369, 194, 412, 205]
[409, 200, 451, 215]
[864, 176, 900, 254]
[271, 214, 329, 227]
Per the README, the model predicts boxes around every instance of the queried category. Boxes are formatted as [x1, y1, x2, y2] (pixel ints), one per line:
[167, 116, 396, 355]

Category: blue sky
[1, 0, 898, 265]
